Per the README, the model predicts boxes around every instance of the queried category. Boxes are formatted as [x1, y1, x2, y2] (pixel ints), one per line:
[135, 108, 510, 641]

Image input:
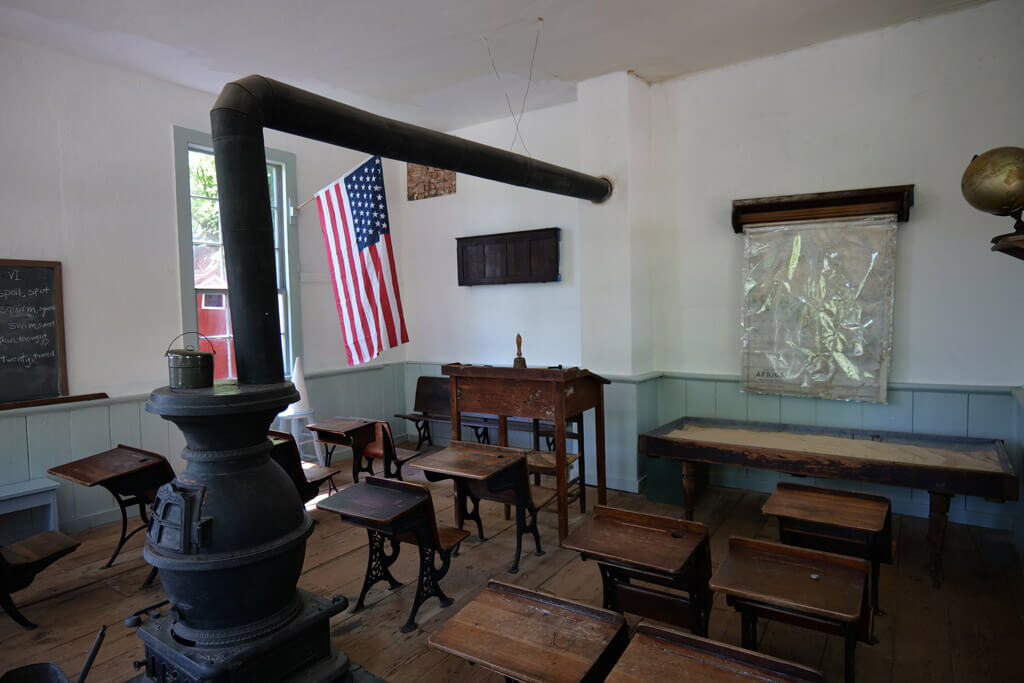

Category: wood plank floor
[3, 455, 1023, 681]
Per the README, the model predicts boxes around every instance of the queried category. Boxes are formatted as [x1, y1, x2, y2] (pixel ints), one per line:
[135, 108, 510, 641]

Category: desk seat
[2, 531, 81, 629]
[436, 526, 471, 553]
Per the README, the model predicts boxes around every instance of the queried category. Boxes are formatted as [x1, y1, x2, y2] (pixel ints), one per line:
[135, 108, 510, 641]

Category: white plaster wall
[578, 72, 634, 375]
[651, 0, 1024, 385]
[397, 101, 582, 367]
[0, 35, 400, 397]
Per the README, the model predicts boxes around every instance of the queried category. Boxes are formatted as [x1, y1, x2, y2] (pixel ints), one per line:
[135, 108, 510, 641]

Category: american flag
[314, 156, 408, 365]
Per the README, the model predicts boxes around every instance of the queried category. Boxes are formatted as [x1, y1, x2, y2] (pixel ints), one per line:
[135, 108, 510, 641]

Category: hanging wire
[482, 17, 542, 157]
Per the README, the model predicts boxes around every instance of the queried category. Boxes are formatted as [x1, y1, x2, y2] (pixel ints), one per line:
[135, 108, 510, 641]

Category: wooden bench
[0, 479, 60, 541]
[429, 579, 630, 683]
[563, 505, 712, 636]
[317, 476, 469, 633]
[268, 430, 343, 502]
[1, 530, 81, 629]
[395, 376, 497, 448]
[762, 482, 893, 619]
[710, 537, 872, 683]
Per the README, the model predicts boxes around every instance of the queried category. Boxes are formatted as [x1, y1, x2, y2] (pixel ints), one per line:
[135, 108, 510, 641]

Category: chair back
[268, 430, 318, 503]
[374, 420, 399, 462]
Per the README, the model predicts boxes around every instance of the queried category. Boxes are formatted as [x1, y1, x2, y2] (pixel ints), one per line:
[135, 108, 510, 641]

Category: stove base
[128, 589, 370, 683]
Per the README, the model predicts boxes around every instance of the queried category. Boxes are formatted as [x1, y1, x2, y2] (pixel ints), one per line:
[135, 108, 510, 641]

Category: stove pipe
[135, 76, 611, 682]
[213, 75, 612, 385]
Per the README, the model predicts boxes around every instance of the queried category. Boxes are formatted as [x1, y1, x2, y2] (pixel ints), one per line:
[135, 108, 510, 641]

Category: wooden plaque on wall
[456, 228, 560, 286]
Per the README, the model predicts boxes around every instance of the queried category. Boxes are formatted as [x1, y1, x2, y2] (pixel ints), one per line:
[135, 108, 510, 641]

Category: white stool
[276, 410, 316, 461]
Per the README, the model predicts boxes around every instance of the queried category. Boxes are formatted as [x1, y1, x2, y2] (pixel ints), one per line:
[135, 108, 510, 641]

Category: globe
[961, 146, 1024, 217]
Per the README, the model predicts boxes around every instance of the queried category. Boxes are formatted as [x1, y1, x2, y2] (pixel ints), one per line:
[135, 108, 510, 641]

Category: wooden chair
[526, 417, 586, 513]
[268, 430, 342, 502]
[362, 420, 420, 480]
[1, 530, 81, 629]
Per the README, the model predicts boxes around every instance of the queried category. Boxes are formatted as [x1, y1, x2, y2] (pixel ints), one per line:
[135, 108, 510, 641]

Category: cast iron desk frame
[562, 505, 712, 637]
[47, 444, 174, 574]
[316, 477, 461, 633]
[306, 417, 378, 481]
[442, 363, 610, 542]
[640, 417, 1017, 586]
[412, 441, 543, 574]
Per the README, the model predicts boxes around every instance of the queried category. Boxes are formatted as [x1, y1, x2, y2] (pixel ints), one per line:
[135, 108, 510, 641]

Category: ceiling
[0, 0, 987, 131]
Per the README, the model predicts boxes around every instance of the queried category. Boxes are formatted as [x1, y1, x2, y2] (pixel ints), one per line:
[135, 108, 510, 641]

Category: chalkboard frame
[0, 259, 69, 402]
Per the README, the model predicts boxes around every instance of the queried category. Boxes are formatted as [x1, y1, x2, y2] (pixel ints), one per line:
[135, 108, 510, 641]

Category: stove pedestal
[128, 588, 379, 683]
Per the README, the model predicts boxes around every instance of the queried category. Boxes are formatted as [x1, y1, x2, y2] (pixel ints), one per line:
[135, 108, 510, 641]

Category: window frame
[172, 126, 303, 378]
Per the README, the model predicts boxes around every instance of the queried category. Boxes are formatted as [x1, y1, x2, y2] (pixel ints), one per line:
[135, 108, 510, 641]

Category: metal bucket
[165, 333, 215, 390]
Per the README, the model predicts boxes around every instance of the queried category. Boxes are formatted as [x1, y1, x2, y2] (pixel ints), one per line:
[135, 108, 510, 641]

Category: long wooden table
[639, 417, 1018, 585]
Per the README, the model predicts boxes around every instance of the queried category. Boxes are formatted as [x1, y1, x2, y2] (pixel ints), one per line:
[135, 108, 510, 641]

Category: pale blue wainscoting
[2, 364, 1021, 550]
[0, 362, 409, 538]
[648, 374, 1024, 533]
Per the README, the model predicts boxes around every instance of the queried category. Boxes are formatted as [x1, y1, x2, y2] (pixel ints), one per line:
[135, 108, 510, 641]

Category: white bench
[0, 479, 59, 532]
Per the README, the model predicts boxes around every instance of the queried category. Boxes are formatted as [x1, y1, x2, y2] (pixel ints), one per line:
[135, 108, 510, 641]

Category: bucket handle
[165, 332, 216, 356]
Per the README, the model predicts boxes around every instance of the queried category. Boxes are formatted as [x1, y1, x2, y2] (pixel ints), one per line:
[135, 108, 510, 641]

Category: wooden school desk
[48, 445, 174, 570]
[412, 441, 543, 573]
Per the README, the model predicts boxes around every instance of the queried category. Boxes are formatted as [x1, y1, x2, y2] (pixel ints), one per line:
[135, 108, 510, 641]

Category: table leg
[47, 491, 58, 531]
[554, 411, 569, 541]
[928, 491, 952, 588]
[576, 415, 586, 513]
[843, 621, 857, 683]
[682, 462, 698, 520]
[103, 492, 149, 569]
[0, 590, 36, 630]
[740, 607, 758, 650]
[456, 484, 486, 541]
[354, 530, 402, 614]
[321, 443, 335, 467]
[595, 394, 607, 506]
[871, 558, 883, 616]
[509, 491, 544, 575]
[142, 566, 159, 588]
[532, 419, 541, 486]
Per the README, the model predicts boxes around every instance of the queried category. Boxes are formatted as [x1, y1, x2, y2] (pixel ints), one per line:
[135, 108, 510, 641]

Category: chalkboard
[0, 260, 68, 404]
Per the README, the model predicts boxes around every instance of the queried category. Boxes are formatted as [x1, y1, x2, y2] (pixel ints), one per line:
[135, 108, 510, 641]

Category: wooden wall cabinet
[456, 227, 559, 286]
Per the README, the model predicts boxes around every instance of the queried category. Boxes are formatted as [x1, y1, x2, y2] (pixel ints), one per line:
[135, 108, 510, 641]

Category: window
[173, 127, 302, 381]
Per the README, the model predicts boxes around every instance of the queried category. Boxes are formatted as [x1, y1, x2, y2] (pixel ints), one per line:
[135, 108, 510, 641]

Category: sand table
[667, 424, 1003, 473]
